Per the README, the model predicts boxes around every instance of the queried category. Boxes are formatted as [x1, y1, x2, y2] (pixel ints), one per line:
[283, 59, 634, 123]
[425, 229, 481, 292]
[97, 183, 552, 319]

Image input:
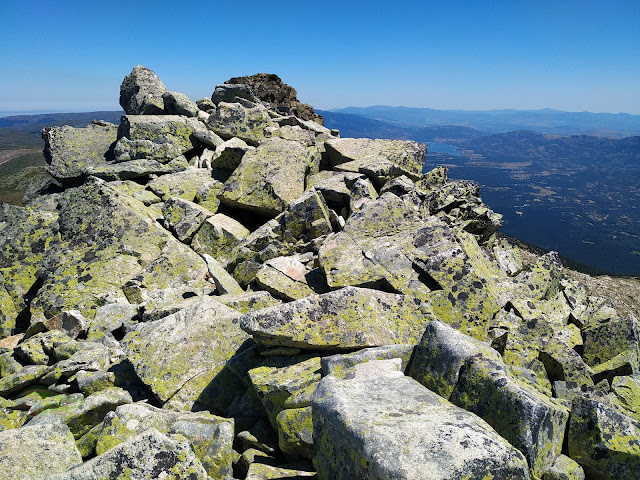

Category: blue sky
[1, 0, 638, 114]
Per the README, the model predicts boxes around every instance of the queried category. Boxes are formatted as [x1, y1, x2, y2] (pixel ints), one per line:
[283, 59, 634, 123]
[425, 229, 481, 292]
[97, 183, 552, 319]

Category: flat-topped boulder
[313, 371, 531, 480]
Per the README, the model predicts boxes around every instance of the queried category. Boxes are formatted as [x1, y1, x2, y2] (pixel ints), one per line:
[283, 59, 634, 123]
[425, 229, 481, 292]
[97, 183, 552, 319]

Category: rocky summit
[0, 66, 639, 480]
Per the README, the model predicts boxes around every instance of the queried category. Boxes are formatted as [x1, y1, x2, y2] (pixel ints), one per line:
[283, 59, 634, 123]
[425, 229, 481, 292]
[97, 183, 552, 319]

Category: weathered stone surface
[240, 286, 426, 350]
[191, 213, 250, 265]
[568, 395, 640, 479]
[451, 356, 570, 478]
[207, 100, 276, 146]
[306, 170, 365, 207]
[248, 355, 321, 427]
[217, 291, 282, 314]
[0, 364, 50, 396]
[146, 167, 214, 201]
[226, 73, 324, 123]
[162, 196, 214, 242]
[0, 422, 82, 479]
[96, 402, 234, 478]
[611, 374, 640, 421]
[265, 124, 316, 146]
[211, 83, 258, 104]
[85, 156, 189, 181]
[322, 344, 415, 378]
[210, 136, 254, 170]
[543, 454, 585, 480]
[121, 297, 248, 410]
[42, 122, 118, 185]
[162, 90, 199, 117]
[582, 315, 640, 373]
[255, 255, 327, 301]
[325, 137, 426, 178]
[27, 387, 132, 438]
[202, 253, 244, 294]
[50, 428, 209, 480]
[115, 115, 202, 162]
[276, 406, 314, 458]
[408, 320, 502, 399]
[246, 463, 317, 479]
[194, 177, 225, 212]
[86, 302, 139, 341]
[313, 372, 531, 480]
[30, 177, 207, 318]
[119, 64, 168, 115]
[220, 138, 315, 216]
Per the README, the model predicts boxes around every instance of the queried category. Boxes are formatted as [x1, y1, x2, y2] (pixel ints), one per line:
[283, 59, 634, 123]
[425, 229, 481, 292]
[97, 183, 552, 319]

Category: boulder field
[1, 65, 639, 479]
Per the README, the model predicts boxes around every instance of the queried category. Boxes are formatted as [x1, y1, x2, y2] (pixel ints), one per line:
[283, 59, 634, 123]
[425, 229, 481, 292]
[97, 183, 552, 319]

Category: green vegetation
[0, 129, 42, 149]
[0, 151, 50, 205]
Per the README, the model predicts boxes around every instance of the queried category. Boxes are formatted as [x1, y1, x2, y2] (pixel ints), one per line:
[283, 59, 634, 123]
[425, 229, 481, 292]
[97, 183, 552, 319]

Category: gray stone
[162, 196, 214, 243]
[325, 137, 427, 178]
[121, 297, 248, 410]
[265, 124, 316, 146]
[255, 255, 327, 301]
[543, 454, 585, 480]
[246, 463, 317, 479]
[0, 364, 50, 397]
[202, 253, 244, 294]
[322, 344, 415, 378]
[207, 100, 276, 146]
[146, 167, 214, 201]
[162, 90, 199, 117]
[42, 122, 118, 184]
[119, 65, 168, 115]
[0, 422, 82, 479]
[191, 213, 250, 265]
[210, 136, 254, 170]
[96, 402, 234, 478]
[85, 156, 189, 181]
[313, 373, 531, 480]
[115, 115, 202, 163]
[568, 395, 640, 479]
[239, 286, 427, 351]
[450, 356, 570, 478]
[27, 387, 132, 438]
[87, 302, 139, 341]
[306, 170, 365, 207]
[220, 138, 315, 216]
[408, 320, 502, 399]
[49, 428, 209, 480]
[211, 83, 258, 104]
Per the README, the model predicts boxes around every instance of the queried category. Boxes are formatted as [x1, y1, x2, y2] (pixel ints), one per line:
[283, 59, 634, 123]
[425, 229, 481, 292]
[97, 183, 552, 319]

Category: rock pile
[0, 66, 639, 479]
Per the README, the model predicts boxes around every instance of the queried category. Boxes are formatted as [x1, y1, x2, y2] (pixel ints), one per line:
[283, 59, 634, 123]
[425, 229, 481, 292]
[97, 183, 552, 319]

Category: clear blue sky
[1, 0, 638, 114]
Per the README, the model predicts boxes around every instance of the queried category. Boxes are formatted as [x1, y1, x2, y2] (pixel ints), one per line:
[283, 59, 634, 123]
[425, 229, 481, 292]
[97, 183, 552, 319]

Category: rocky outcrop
[0, 65, 638, 479]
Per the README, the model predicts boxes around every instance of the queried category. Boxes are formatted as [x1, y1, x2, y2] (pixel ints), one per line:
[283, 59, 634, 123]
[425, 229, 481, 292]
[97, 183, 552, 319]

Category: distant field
[0, 151, 49, 205]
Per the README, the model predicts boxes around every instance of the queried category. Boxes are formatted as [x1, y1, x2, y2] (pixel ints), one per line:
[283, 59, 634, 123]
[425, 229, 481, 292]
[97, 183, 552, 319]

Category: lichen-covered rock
[543, 454, 585, 480]
[202, 253, 244, 294]
[211, 83, 258, 105]
[325, 137, 427, 178]
[265, 124, 316, 145]
[162, 90, 199, 117]
[0, 422, 83, 479]
[582, 315, 640, 373]
[96, 402, 234, 478]
[27, 387, 132, 438]
[216, 291, 282, 314]
[306, 170, 365, 207]
[86, 302, 139, 341]
[191, 213, 250, 264]
[568, 395, 640, 479]
[40, 341, 109, 385]
[0, 364, 50, 396]
[313, 372, 531, 480]
[30, 177, 207, 319]
[408, 320, 502, 399]
[119, 65, 168, 115]
[276, 406, 314, 458]
[49, 428, 209, 480]
[610, 374, 640, 421]
[42, 122, 118, 184]
[240, 286, 427, 350]
[450, 356, 569, 478]
[220, 138, 316, 216]
[85, 156, 189, 181]
[248, 355, 321, 427]
[210, 136, 254, 170]
[115, 115, 202, 162]
[146, 167, 214, 201]
[322, 344, 415, 378]
[207, 100, 276, 146]
[255, 255, 327, 301]
[121, 297, 248, 410]
[162, 196, 214, 243]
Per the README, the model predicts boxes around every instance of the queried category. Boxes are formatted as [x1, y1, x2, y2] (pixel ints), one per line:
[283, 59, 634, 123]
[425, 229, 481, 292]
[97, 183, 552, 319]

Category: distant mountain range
[0, 111, 124, 134]
[329, 106, 640, 137]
